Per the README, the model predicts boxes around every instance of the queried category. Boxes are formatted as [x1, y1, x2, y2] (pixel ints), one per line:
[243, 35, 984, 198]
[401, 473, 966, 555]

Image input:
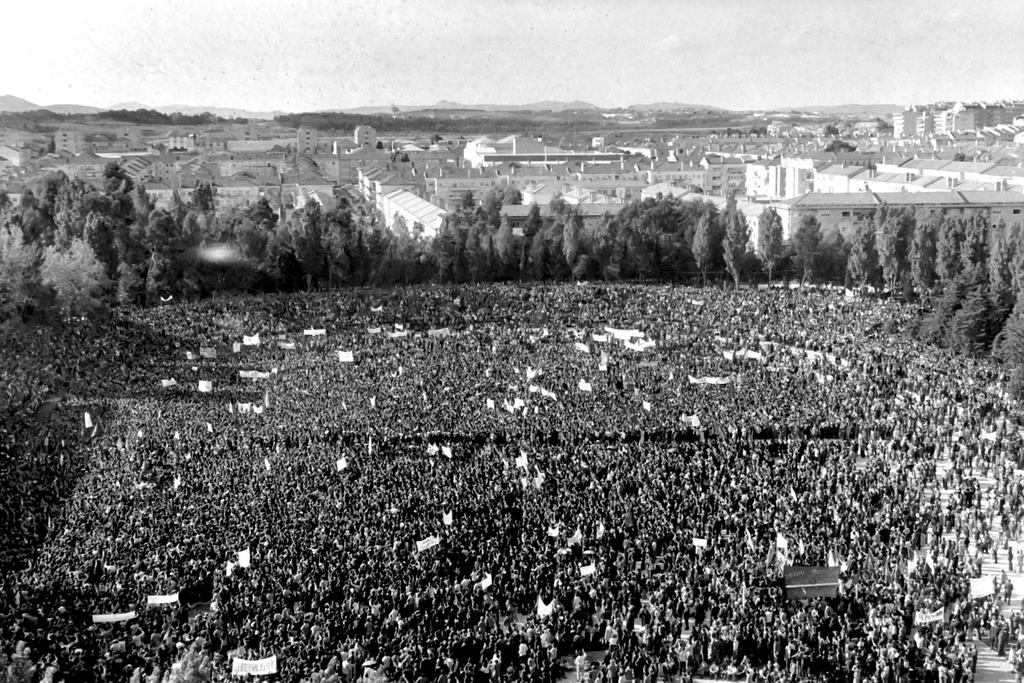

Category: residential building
[745, 156, 785, 200]
[377, 189, 447, 238]
[354, 125, 377, 148]
[54, 129, 85, 154]
[297, 127, 318, 155]
[700, 155, 746, 196]
[893, 109, 918, 139]
[463, 135, 625, 168]
[813, 164, 870, 194]
[772, 191, 1024, 238]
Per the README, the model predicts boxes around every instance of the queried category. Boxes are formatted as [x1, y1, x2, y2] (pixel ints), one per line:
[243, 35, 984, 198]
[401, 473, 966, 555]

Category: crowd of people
[2, 282, 1024, 682]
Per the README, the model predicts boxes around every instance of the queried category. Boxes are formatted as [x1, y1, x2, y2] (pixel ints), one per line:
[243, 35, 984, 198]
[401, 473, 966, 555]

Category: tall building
[354, 125, 377, 148]
[54, 129, 85, 154]
[892, 109, 918, 139]
[296, 127, 318, 155]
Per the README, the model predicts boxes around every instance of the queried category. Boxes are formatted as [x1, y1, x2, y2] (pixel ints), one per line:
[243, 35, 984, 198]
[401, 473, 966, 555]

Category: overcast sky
[4, 0, 1022, 111]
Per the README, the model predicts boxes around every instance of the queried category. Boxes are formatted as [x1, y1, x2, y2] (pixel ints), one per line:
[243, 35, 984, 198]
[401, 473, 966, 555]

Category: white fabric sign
[416, 536, 441, 553]
[198, 380, 213, 393]
[278, 342, 296, 350]
[574, 342, 590, 354]
[84, 412, 93, 429]
[580, 563, 597, 577]
[970, 577, 994, 600]
[338, 351, 354, 363]
[146, 593, 179, 606]
[692, 537, 708, 548]
[161, 379, 177, 388]
[92, 612, 136, 624]
[242, 334, 260, 346]
[237, 548, 251, 568]
[231, 656, 278, 676]
[592, 334, 609, 343]
[536, 596, 555, 618]
[578, 379, 592, 392]
[303, 328, 326, 336]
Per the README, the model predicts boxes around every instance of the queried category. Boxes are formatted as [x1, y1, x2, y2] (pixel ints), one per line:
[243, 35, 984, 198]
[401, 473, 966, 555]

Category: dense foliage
[4, 163, 1024, 388]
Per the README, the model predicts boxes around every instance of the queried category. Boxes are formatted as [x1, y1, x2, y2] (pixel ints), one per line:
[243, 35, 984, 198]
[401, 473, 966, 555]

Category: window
[841, 211, 851, 217]
[1014, 209, 1021, 215]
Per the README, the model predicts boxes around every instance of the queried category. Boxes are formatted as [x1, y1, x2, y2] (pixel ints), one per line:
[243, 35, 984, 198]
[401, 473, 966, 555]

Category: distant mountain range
[0, 93, 903, 120]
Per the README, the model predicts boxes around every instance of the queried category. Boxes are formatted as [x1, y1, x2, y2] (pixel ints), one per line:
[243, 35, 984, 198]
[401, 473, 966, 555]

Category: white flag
[338, 351, 355, 363]
[642, 401, 652, 412]
[536, 596, 555, 618]
[303, 328, 326, 336]
[776, 533, 789, 550]
[198, 380, 212, 393]
[84, 412, 93, 429]
[442, 445, 453, 459]
[173, 476, 181, 489]
[479, 573, 493, 590]
[206, 422, 213, 433]
[970, 577, 994, 600]
[574, 342, 590, 354]
[547, 526, 560, 538]
[242, 334, 260, 346]
[515, 452, 529, 470]
[336, 457, 348, 471]
[237, 548, 251, 568]
[569, 528, 583, 545]
[146, 593, 179, 606]
[526, 367, 539, 380]
[580, 563, 597, 577]
[161, 379, 177, 388]
[278, 342, 296, 350]
[263, 457, 271, 472]
[370, 397, 376, 409]
[232, 342, 241, 353]
[592, 333, 609, 343]
[692, 537, 708, 548]
[578, 379, 592, 392]
[597, 522, 605, 538]
[486, 398, 495, 410]
[252, 405, 264, 415]
[442, 510, 453, 526]
[225, 560, 235, 577]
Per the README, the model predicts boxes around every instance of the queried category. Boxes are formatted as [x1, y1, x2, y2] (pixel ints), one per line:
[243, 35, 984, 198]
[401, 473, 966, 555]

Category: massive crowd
[2, 283, 1024, 682]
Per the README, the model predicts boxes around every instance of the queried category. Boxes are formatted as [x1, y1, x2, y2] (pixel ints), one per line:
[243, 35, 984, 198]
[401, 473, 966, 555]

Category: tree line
[3, 163, 1024, 388]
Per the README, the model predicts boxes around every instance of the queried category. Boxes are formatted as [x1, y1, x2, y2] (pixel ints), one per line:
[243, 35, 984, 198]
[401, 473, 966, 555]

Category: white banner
[578, 379, 592, 392]
[546, 526, 560, 537]
[604, 327, 644, 340]
[478, 573, 493, 590]
[161, 379, 177, 388]
[367, 327, 382, 334]
[338, 351, 354, 363]
[237, 548, 251, 568]
[387, 331, 409, 339]
[92, 612, 137, 624]
[428, 328, 451, 337]
[242, 334, 260, 346]
[914, 607, 944, 625]
[303, 328, 326, 336]
[442, 510, 453, 526]
[199, 347, 217, 359]
[592, 334, 609, 343]
[580, 563, 597, 577]
[682, 415, 702, 428]
[146, 593, 179, 606]
[970, 577, 994, 600]
[231, 655, 278, 676]
[515, 452, 529, 470]
[198, 380, 213, 393]
[416, 536, 441, 553]
[536, 596, 555, 618]
[371, 305, 383, 313]
[574, 342, 590, 354]
[642, 401, 652, 412]
[84, 412, 93, 429]
[232, 342, 241, 354]
[278, 342, 296, 350]
[692, 537, 708, 548]
[336, 457, 348, 471]
[687, 375, 732, 385]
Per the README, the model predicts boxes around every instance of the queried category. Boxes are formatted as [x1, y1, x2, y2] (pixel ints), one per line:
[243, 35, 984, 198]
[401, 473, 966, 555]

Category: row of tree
[5, 163, 1024, 387]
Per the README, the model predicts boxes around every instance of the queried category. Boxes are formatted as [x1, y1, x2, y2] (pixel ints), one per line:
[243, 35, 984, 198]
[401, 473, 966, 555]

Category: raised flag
[442, 445, 453, 459]
[206, 422, 213, 433]
[263, 457, 271, 471]
[776, 533, 789, 550]
[84, 412, 93, 429]
[173, 476, 181, 489]
[574, 342, 590, 354]
[592, 333, 609, 343]
[515, 451, 529, 470]
[161, 379, 177, 388]
[569, 528, 583, 545]
[237, 548, 251, 568]
[199, 347, 217, 359]
[231, 656, 278, 676]
[370, 397, 376, 409]
[242, 334, 260, 346]
[486, 398, 494, 410]
[232, 342, 241, 353]
[642, 401, 652, 412]
[338, 351, 355, 363]
[336, 457, 348, 471]
[278, 342, 296, 350]
[198, 380, 213, 393]
[578, 379, 592, 392]
[478, 573, 492, 590]
[303, 328, 326, 336]
[526, 367, 539, 380]
[692, 537, 708, 548]
[580, 563, 597, 577]
[442, 510, 453, 526]
[546, 525, 560, 538]
[536, 596, 555, 618]
[597, 522, 605, 538]
[428, 328, 451, 337]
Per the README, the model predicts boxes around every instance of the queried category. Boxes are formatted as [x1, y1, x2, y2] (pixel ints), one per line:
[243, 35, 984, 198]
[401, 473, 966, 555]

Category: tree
[824, 123, 840, 136]
[756, 207, 785, 283]
[721, 196, 749, 289]
[846, 223, 877, 287]
[692, 212, 713, 285]
[528, 227, 548, 280]
[935, 214, 964, 285]
[0, 223, 41, 319]
[39, 238, 108, 317]
[877, 208, 915, 294]
[909, 215, 937, 296]
[791, 214, 821, 284]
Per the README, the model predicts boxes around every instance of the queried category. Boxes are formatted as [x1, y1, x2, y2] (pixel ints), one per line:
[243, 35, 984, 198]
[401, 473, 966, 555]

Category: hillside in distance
[628, 102, 727, 112]
[333, 100, 601, 114]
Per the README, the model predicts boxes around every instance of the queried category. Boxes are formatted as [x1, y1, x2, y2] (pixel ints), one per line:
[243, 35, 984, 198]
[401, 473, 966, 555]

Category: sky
[3, 0, 1023, 112]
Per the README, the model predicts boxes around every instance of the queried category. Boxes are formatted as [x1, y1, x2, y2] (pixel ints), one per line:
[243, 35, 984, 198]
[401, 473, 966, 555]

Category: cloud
[653, 33, 681, 51]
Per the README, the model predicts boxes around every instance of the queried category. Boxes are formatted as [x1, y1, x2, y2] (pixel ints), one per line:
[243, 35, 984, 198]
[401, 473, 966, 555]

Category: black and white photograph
[2, 0, 1024, 681]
